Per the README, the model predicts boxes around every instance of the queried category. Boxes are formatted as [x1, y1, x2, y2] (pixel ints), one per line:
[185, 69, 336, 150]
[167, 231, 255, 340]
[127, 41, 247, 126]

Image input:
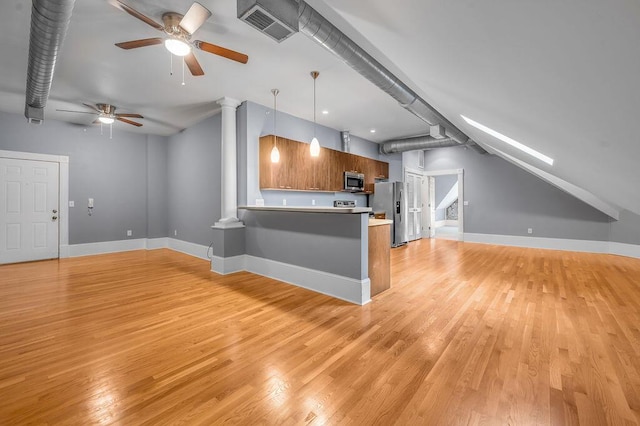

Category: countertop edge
[368, 219, 393, 227]
[239, 206, 372, 214]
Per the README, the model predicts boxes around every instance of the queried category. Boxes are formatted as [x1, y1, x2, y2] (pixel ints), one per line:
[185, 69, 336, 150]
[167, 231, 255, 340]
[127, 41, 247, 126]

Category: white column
[214, 96, 243, 229]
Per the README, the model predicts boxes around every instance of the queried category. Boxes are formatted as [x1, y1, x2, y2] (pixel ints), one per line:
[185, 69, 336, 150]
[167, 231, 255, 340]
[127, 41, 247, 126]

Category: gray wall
[241, 210, 368, 280]
[610, 210, 640, 245]
[0, 110, 169, 244]
[423, 146, 612, 240]
[147, 135, 169, 238]
[167, 113, 221, 246]
[239, 101, 392, 208]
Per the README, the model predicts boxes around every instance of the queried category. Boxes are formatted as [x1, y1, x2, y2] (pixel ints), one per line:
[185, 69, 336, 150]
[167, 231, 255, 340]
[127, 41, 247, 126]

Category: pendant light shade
[310, 137, 320, 157]
[310, 71, 320, 157]
[271, 88, 280, 163]
[270, 144, 280, 162]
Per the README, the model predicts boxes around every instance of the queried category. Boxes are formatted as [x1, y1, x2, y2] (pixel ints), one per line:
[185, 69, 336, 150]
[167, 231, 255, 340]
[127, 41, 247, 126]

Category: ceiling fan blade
[117, 117, 143, 127]
[82, 103, 100, 112]
[116, 113, 144, 119]
[115, 38, 163, 50]
[194, 41, 248, 64]
[56, 109, 97, 115]
[179, 2, 211, 35]
[109, 0, 164, 31]
[184, 53, 204, 76]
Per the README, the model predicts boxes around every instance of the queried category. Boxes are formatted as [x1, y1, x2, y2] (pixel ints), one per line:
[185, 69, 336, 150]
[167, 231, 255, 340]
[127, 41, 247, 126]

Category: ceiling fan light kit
[164, 39, 191, 56]
[98, 116, 115, 124]
[112, 0, 249, 81]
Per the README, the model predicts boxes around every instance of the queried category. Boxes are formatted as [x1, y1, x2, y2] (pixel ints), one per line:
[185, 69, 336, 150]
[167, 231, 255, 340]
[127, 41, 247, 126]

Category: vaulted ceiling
[1, 0, 639, 217]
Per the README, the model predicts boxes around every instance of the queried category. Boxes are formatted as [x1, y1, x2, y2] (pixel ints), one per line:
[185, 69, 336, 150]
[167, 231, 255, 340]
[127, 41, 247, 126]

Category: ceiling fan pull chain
[170, 52, 173, 76]
[110, 123, 113, 140]
[182, 57, 186, 86]
[100, 122, 103, 136]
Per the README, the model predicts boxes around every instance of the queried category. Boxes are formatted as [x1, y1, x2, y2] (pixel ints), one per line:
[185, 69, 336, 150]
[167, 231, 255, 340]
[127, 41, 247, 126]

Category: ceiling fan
[57, 103, 144, 127]
[111, 0, 249, 76]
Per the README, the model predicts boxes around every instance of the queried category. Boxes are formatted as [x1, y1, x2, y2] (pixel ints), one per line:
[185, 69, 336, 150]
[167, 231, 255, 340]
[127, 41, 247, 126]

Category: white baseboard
[166, 238, 210, 260]
[146, 237, 169, 249]
[464, 233, 610, 254]
[62, 237, 207, 260]
[211, 254, 245, 275]
[244, 255, 370, 305]
[65, 238, 148, 257]
[609, 242, 640, 259]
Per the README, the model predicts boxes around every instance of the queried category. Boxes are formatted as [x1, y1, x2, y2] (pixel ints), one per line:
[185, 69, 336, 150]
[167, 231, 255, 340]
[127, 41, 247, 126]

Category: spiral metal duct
[297, 1, 485, 153]
[24, 0, 76, 123]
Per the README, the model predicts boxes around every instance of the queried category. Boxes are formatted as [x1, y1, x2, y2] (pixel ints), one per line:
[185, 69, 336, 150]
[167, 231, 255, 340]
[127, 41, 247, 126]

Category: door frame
[0, 150, 69, 257]
[407, 167, 464, 241]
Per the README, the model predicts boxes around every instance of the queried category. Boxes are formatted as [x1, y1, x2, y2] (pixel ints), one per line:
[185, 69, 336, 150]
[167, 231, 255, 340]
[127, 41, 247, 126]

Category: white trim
[0, 150, 69, 257]
[244, 255, 371, 305]
[146, 237, 169, 249]
[609, 242, 640, 259]
[464, 233, 610, 254]
[66, 238, 147, 257]
[423, 168, 463, 177]
[211, 254, 246, 275]
[166, 238, 210, 260]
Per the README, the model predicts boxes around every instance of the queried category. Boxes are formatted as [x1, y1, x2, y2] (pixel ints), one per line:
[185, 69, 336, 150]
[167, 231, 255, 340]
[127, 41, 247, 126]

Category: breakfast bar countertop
[239, 206, 372, 214]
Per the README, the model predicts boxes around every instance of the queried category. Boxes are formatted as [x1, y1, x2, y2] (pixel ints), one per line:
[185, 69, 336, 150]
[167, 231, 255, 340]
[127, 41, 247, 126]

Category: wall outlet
[311, 199, 316, 206]
[127, 230, 132, 237]
[282, 199, 287, 206]
[174, 229, 177, 236]
[69, 201, 75, 207]
[527, 228, 533, 234]
[88, 198, 94, 208]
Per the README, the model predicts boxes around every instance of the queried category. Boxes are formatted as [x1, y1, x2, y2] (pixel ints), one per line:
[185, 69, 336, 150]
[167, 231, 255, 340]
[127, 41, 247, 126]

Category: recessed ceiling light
[322, 110, 329, 115]
[460, 115, 554, 165]
[370, 129, 376, 133]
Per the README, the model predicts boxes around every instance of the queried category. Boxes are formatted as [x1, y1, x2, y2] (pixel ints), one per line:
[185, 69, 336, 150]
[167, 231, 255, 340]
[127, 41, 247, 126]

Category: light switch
[463, 201, 469, 206]
[69, 201, 75, 207]
[88, 198, 94, 208]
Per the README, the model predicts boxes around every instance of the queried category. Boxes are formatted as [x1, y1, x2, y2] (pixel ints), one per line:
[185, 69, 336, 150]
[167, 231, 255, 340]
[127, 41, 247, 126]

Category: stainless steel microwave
[344, 171, 365, 192]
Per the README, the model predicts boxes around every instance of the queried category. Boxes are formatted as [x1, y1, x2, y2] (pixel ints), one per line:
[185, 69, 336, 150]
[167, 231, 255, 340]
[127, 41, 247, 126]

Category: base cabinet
[369, 223, 391, 296]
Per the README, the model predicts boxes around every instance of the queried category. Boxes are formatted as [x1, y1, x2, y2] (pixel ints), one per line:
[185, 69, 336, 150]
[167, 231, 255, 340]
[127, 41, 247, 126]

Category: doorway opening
[422, 168, 464, 242]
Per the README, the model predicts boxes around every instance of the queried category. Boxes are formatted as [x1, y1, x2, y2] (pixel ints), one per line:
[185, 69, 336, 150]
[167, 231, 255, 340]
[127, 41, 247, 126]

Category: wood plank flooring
[2, 240, 640, 424]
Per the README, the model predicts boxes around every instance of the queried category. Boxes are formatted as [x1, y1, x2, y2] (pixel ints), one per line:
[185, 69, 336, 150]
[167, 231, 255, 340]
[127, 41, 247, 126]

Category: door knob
[52, 216, 58, 221]
[52, 209, 58, 213]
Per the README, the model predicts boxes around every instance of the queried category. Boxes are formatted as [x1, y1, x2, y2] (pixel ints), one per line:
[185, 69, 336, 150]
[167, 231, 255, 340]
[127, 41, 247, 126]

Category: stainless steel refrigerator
[372, 181, 409, 247]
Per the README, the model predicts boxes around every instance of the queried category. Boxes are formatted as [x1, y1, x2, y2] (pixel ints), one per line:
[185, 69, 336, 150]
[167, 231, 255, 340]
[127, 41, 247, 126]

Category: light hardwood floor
[2, 240, 640, 424]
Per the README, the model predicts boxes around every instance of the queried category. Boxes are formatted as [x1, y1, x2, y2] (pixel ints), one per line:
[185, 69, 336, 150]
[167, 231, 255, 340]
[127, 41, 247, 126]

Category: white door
[405, 171, 422, 241]
[0, 158, 59, 264]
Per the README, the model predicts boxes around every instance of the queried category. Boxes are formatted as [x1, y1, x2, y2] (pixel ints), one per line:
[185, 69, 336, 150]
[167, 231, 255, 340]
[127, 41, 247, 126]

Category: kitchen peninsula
[237, 206, 392, 304]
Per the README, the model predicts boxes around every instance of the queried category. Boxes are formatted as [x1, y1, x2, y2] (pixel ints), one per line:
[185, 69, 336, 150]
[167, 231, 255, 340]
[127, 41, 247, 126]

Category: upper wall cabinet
[259, 135, 389, 193]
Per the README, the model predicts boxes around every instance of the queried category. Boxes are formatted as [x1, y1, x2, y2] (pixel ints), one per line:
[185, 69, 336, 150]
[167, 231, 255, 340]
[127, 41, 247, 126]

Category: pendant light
[309, 71, 320, 157]
[270, 89, 280, 163]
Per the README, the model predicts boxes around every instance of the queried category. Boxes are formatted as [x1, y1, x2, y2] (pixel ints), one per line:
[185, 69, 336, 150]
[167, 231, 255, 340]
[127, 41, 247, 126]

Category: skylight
[460, 115, 554, 165]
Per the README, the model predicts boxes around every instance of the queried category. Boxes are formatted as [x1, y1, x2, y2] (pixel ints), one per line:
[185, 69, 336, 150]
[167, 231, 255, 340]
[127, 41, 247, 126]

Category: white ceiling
[0, 0, 426, 141]
[1, 0, 639, 216]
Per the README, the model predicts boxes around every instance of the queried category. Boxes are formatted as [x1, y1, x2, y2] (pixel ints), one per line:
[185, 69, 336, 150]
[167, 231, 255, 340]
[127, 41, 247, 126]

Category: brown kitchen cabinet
[259, 135, 389, 193]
